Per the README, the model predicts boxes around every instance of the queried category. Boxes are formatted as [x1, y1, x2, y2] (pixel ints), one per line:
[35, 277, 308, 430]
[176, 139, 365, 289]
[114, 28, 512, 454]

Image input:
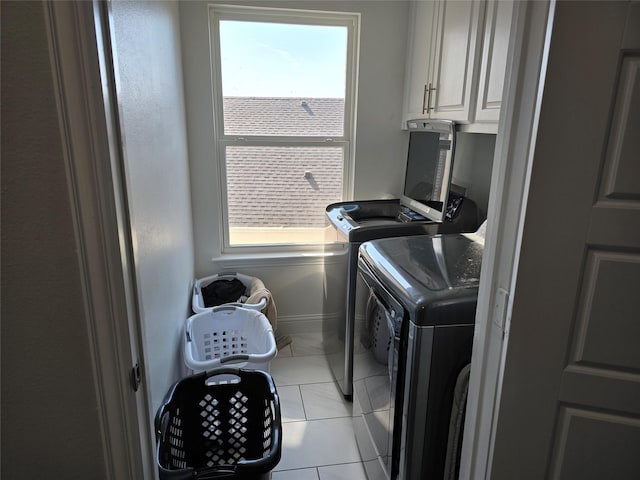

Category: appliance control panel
[445, 195, 464, 220]
[398, 208, 426, 223]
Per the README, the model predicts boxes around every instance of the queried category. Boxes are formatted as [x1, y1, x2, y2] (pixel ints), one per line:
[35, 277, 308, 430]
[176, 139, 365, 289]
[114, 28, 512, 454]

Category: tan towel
[246, 278, 277, 330]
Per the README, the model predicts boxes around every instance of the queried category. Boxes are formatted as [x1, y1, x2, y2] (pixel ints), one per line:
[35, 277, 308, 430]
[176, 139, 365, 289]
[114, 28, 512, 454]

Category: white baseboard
[276, 314, 327, 335]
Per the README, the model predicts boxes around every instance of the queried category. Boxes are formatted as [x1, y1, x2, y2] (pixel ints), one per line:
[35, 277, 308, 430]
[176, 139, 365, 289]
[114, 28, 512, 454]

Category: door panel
[491, 2, 640, 478]
[573, 251, 640, 369]
[403, 1, 438, 121]
[560, 365, 640, 415]
[549, 408, 640, 479]
[600, 56, 640, 198]
[431, 0, 482, 120]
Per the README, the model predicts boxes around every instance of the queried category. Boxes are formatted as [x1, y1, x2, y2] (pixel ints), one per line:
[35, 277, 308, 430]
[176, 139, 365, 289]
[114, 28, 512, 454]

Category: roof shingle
[223, 97, 344, 137]
[223, 97, 345, 229]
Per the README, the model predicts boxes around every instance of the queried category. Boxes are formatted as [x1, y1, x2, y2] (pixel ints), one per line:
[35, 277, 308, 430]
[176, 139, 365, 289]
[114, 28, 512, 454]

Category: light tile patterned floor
[271, 333, 367, 480]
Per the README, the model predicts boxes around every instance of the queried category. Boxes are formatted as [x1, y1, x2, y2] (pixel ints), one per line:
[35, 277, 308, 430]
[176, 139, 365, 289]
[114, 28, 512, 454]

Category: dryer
[354, 233, 483, 480]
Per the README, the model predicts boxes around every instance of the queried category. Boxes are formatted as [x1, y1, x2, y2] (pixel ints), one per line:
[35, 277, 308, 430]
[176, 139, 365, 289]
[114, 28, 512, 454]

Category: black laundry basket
[155, 368, 282, 480]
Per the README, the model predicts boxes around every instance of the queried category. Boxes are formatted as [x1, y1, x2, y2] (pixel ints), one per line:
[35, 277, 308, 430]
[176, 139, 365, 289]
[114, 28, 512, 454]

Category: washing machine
[354, 232, 483, 480]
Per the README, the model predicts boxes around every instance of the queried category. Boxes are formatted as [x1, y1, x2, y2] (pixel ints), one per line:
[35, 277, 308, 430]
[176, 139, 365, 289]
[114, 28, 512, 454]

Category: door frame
[44, 1, 154, 478]
[460, 1, 555, 478]
[43, 0, 556, 478]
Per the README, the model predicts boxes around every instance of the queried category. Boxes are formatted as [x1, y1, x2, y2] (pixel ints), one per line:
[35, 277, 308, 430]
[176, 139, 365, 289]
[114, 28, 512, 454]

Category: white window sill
[212, 243, 348, 268]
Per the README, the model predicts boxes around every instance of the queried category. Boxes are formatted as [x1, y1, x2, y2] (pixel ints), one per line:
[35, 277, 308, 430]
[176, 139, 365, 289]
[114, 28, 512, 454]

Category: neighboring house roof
[223, 97, 345, 228]
[223, 97, 344, 137]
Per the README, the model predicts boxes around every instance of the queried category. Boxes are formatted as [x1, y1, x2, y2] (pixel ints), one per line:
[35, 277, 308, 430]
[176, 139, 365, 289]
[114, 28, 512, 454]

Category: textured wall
[1, 2, 107, 478]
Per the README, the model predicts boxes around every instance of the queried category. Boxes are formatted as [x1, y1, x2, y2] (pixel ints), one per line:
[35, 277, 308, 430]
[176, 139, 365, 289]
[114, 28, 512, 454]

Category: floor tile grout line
[297, 379, 349, 388]
[278, 415, 355, 425]
[273, 352, 331, 359]
[298, 381, 355, 402]
[278, 384, 352, 422]
[275, 380, 338, 387]
[280, 384, 354, 417]
[318, 461, 367, 469]
[274, 460, 365, 473]
[298, 384, 309, 421]
[275, 382, 337, 388]
[271, 344, 364, 477]
[275, 462, 363, 470]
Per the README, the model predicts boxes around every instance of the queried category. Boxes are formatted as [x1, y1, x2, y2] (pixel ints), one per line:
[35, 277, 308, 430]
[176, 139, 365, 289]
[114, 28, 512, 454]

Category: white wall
[1, 2, 108, 477]
[180, 1, 410, 332]
[109, 1, 194, 410]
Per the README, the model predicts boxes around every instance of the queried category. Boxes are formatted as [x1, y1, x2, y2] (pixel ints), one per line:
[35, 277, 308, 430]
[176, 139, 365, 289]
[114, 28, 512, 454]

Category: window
[209, 5, 359, 250]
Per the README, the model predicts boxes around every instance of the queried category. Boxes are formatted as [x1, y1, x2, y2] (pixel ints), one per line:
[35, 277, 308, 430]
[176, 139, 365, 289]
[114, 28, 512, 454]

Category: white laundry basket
[184, 305, 277, 373]
[192, 273, 267, 313]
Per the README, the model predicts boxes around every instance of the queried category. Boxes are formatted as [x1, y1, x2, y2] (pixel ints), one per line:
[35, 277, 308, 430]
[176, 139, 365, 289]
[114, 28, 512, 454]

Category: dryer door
[355, 255, 406, 480]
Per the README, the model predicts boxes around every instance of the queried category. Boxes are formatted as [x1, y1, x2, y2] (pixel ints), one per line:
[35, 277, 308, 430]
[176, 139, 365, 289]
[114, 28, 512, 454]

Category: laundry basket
[155, 368, 282, 480]
[184, 306, 277, 373]
[192, 273, 268, 313]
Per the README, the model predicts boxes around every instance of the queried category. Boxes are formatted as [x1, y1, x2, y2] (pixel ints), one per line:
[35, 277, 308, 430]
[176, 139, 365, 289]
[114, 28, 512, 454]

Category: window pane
[223, 97, 345, 137]
[225, 146, 344, 245]
[219, 20, 347, 136]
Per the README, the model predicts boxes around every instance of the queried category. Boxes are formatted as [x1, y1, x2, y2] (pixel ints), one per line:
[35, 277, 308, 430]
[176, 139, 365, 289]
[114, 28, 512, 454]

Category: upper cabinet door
[402, 1, 439, 123]
[474, 0, 514, 122]
[429, 0, 484, 121]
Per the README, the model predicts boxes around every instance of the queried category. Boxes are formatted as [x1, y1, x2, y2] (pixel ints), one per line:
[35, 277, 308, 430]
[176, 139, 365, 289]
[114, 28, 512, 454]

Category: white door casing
[460, 0, 555, 477]
[491, 2, 640, 479]
[42, 1, 639, 478]
[44, 1, 153, 478]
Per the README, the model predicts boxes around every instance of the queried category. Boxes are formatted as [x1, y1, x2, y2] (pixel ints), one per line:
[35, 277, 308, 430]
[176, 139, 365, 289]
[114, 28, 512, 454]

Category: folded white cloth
[246, 277, 277, 330]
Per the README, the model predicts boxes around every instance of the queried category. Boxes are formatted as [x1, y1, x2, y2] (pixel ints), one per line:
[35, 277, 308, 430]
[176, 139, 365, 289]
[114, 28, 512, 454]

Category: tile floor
[270, 333, 367, 480]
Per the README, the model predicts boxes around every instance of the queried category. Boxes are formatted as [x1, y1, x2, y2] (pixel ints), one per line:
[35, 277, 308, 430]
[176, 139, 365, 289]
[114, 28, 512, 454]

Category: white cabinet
[402, 1, 438, 121]
[429, 0, 484, 121]
[402, 0, 513, 129]
[474, 0, 514, 122]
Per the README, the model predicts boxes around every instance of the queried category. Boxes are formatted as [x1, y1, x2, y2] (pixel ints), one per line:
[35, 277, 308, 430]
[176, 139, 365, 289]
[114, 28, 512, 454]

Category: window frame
[208, 4, 360, 254]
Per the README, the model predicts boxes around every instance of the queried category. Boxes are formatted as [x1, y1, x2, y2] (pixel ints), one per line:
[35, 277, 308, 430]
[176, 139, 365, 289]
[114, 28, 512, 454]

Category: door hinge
[130, 363, 141, 392]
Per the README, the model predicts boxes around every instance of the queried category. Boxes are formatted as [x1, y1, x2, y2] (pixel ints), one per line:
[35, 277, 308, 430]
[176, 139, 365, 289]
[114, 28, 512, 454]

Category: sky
[219, 20, 348, 98]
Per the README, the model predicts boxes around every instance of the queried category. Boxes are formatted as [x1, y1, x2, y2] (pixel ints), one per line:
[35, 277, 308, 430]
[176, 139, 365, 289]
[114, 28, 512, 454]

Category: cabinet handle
[426, 83, 436, 113]
[422, 84, 429, 114]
